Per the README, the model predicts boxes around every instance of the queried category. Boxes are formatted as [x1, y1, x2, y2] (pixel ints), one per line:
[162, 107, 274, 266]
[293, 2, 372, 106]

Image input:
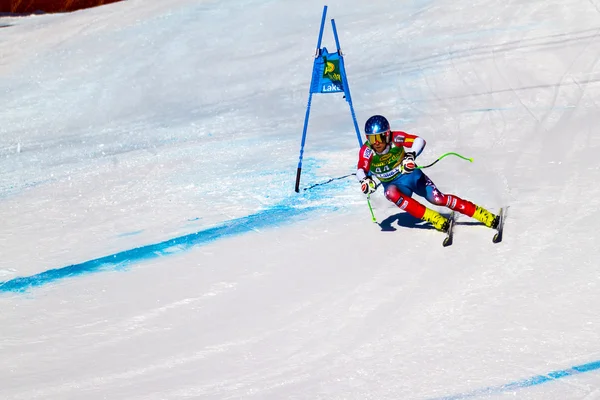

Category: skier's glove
[401, 152, 417, 174]
[360, 177, 377, 195]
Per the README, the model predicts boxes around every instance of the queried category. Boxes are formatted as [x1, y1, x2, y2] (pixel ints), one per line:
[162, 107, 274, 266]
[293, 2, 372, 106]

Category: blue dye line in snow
[433, 360, 600, 400]
[0, 204, 318, 293]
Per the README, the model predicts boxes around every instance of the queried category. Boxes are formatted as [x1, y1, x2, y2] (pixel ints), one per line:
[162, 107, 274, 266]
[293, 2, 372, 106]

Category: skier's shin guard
[385, 186, 426, 218]
[431, 193, 477, 217]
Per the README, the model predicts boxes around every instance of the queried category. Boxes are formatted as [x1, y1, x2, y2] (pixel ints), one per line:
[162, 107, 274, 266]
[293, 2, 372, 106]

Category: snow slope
[1, 0, 600, 399]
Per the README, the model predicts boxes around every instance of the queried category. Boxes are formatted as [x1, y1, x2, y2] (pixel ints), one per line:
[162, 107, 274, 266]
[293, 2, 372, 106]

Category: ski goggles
[366, 131, 389, 144]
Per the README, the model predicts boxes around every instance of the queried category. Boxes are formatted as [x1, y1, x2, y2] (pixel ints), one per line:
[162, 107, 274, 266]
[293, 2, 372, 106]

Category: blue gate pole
[295, 6, 328, 193]
[331, 18, 362, 147]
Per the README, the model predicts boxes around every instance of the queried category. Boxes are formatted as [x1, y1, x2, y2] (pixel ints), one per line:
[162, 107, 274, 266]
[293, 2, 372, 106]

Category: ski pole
[366, 194, 377, 223]
[416, 152, 473, 170]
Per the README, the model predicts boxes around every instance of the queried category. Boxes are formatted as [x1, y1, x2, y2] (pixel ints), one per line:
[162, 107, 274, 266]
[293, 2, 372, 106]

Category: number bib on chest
[370, 145, 405, 182]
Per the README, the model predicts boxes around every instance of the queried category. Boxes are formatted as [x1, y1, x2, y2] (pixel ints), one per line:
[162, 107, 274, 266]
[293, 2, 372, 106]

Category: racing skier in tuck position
[357, 115, 499, 232]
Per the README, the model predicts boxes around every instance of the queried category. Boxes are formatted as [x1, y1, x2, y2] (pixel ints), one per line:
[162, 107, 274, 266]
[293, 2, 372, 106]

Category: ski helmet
[364, 115, 391, 144]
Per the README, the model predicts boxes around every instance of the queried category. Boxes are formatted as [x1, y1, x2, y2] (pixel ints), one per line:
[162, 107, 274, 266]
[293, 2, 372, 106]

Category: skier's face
[367, 132, 388, 153]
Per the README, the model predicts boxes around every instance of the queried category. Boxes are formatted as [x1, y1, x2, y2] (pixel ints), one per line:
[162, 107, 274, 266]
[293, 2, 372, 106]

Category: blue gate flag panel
[310, 48, 344, 94]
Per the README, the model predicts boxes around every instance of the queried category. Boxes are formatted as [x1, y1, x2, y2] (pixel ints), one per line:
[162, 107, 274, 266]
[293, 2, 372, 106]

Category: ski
[442, 212, 456, 247]
[492, 207, 506, 244]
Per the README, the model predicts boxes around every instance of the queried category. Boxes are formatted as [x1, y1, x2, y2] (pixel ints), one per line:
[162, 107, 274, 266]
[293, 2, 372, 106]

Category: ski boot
[422, 208, 450, 232]
[472, 206, 499, 229]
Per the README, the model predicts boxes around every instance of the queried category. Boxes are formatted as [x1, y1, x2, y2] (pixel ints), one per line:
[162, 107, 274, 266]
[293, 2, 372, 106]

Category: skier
[357, 115, 499, 232]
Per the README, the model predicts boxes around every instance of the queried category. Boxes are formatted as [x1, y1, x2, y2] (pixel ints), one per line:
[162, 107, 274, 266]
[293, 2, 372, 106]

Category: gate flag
[295, 6, 362, 193]
[311, 48, 344, 94]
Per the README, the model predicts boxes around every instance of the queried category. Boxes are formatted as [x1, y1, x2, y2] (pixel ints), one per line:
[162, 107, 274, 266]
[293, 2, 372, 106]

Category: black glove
[401, 151, 417, 174]
[360, 177, 377, 194]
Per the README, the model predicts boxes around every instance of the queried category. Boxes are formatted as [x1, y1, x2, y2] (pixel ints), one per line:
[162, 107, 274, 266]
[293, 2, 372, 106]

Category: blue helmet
[365, 115, 390, 134]
[364, 115, 391, 143]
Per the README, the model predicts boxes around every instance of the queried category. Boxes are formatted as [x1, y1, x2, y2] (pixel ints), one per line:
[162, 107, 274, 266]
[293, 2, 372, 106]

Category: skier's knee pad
[384, 186, 401, 203]
[427, 191, 447, 206]
[385, 185, 411, 204]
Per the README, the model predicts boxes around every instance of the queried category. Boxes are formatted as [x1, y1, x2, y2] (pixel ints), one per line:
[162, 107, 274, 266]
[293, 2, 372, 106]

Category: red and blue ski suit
[356, 130, 478, 220]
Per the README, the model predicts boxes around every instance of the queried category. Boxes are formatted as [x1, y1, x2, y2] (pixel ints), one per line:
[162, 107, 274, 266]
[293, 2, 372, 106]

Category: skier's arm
[356, 145, 373, 181]
[392, 131, 426, 157]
